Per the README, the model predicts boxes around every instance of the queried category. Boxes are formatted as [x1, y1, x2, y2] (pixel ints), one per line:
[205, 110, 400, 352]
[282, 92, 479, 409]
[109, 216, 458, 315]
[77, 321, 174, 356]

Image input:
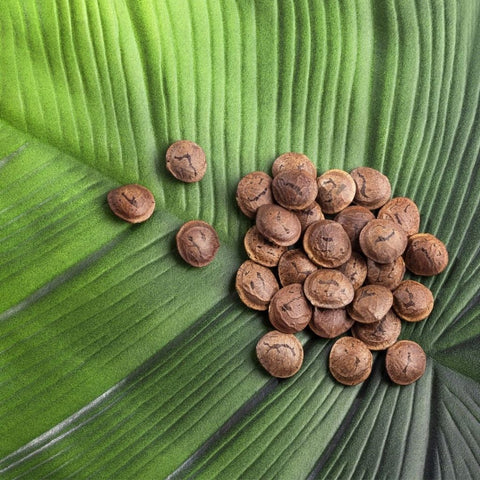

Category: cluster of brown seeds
[235, 153, 448, 385]
[108, 140, 220, 267]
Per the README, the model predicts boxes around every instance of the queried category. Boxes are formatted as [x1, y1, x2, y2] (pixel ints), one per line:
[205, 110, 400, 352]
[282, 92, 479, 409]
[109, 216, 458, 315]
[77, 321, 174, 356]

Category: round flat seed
[166, 140, 207, 183]
[268, 284, 312, 333]
[347, 285, 394, 324]
[176, 220, 220, 267]
[107, 184, 155, 223]
[303, 220, 352, 268]
[351, 310, 402, 350]
[272, 152, 317, 179]
[329, 337, 373, 386]
[393, 280, 434, 322]
[272, 170, 319, 211]
[277, 249, 318, 286]
[386, 340, 427, 385]
[378, 197, 420, 236]
[359, 219, 408, 264]
[366, 256, 406, 291]
[404, 233, 449, 276]
[235, 260, 279, 311]
[303, 269, 355, 309]
[309, 308, 354, 339]
[236, 171, 274, 218]
[316, 169, 356, 214]
[336, 251, 368, 290]
[244, 226, 287, 267]
[256, 204, 302, 247]
[256, 330, 304, 378]
[350, 166, 391, 210]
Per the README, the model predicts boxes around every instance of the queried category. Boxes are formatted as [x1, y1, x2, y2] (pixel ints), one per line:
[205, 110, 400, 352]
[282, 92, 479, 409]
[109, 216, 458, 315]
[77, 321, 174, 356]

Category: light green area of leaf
[0, 0, 479, 478]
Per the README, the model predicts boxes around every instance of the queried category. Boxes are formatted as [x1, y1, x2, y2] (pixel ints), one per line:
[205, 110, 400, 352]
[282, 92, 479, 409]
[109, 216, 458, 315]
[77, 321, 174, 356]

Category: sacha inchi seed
[166, 140, 207, 183]
[233, 158, 447, 383]
[176, 220, 220, 267]
[256, 330, 304, 378]
[107, 184, 155, 223]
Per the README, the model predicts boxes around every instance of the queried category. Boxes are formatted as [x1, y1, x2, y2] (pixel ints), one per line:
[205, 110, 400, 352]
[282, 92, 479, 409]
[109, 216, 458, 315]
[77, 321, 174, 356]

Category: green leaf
[1, 0, 479, 478]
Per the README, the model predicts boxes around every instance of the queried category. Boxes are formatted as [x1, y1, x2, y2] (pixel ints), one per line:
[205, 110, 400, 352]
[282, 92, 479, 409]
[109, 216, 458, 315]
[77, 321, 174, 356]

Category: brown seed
[350, 166, 391, 210]
[295, 202, 325, 233]
[235, 260, 279, 311]
[272, 152, 317, 179]
[166, 140, 207, 183]
[256, 204, 302, 247]
[107, 184, 155, 223]
[347, 285, 393, 324]
[277, 249, 318, 287]
[244, 226, 287, 267]
[309, 308, 354, 339]
[336, 251, 368, 290]
[366, 256, 406, 291]
[303, 269, 355, 309]
[329, 336, 373, 386]
[404, 233, 449, 276]
[303, 220, 352, 268]
[359, 219, 408, 264]
[268, 284, 312, 333]
[256, 330, 304, 378]
[236, 171, 274, 218]
[334, 206, 375, 251]
[176, 220, 220, 267]
[393, 280, 434, 322]
[316, 169, 356, 214]
[378, 197, 420, 236]
[351, 310, 402, 350]
[385, 340, 426, 385]
[272, 170, 319, 211]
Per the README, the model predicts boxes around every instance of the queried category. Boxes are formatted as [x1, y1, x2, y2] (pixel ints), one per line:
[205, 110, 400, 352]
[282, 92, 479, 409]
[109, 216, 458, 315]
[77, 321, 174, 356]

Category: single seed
[277, 249, 318, 287]
[268, 283, 312, 333]
[244, 225, 287, 267]
[256, 204, 302, 247]
[329, 337, 373, 386]
[303, 219, 352, 268]
[303, 269, 354, 309]
[350, 166, 391, 210]
[166, 140, 207, 183]
[236, 171, 274, 218]
[316, 169, 356, 214]
[366, 256, 406, 291]
[359, 219, 408, 264]
[393, 280, 434, 322]
[404, 233, 449, 276]
[256, 330, 304, 378]
[347, 285, 394, 324]
[351, 310, 402, 350]
[176, 220, 220, 267]
[309, 308, 354, 339]
[378, 197, 420, 236]
[272, 170, 319, 211]
[386, 340, 426, 385]
[235, 260, 279, 311]
[336, 251, 368, 290]
[107, 184, 155, 223]
[271, 152, 317, 179]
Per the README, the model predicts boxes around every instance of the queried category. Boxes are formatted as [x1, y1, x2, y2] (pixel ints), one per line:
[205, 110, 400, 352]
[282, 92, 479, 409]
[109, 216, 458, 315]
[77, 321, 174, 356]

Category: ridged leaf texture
[1, 1, 479, 479]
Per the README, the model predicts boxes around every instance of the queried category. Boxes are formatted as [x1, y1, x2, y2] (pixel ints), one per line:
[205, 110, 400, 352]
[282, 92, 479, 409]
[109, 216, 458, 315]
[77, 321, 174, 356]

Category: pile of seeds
[235, 153, 448, 385]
